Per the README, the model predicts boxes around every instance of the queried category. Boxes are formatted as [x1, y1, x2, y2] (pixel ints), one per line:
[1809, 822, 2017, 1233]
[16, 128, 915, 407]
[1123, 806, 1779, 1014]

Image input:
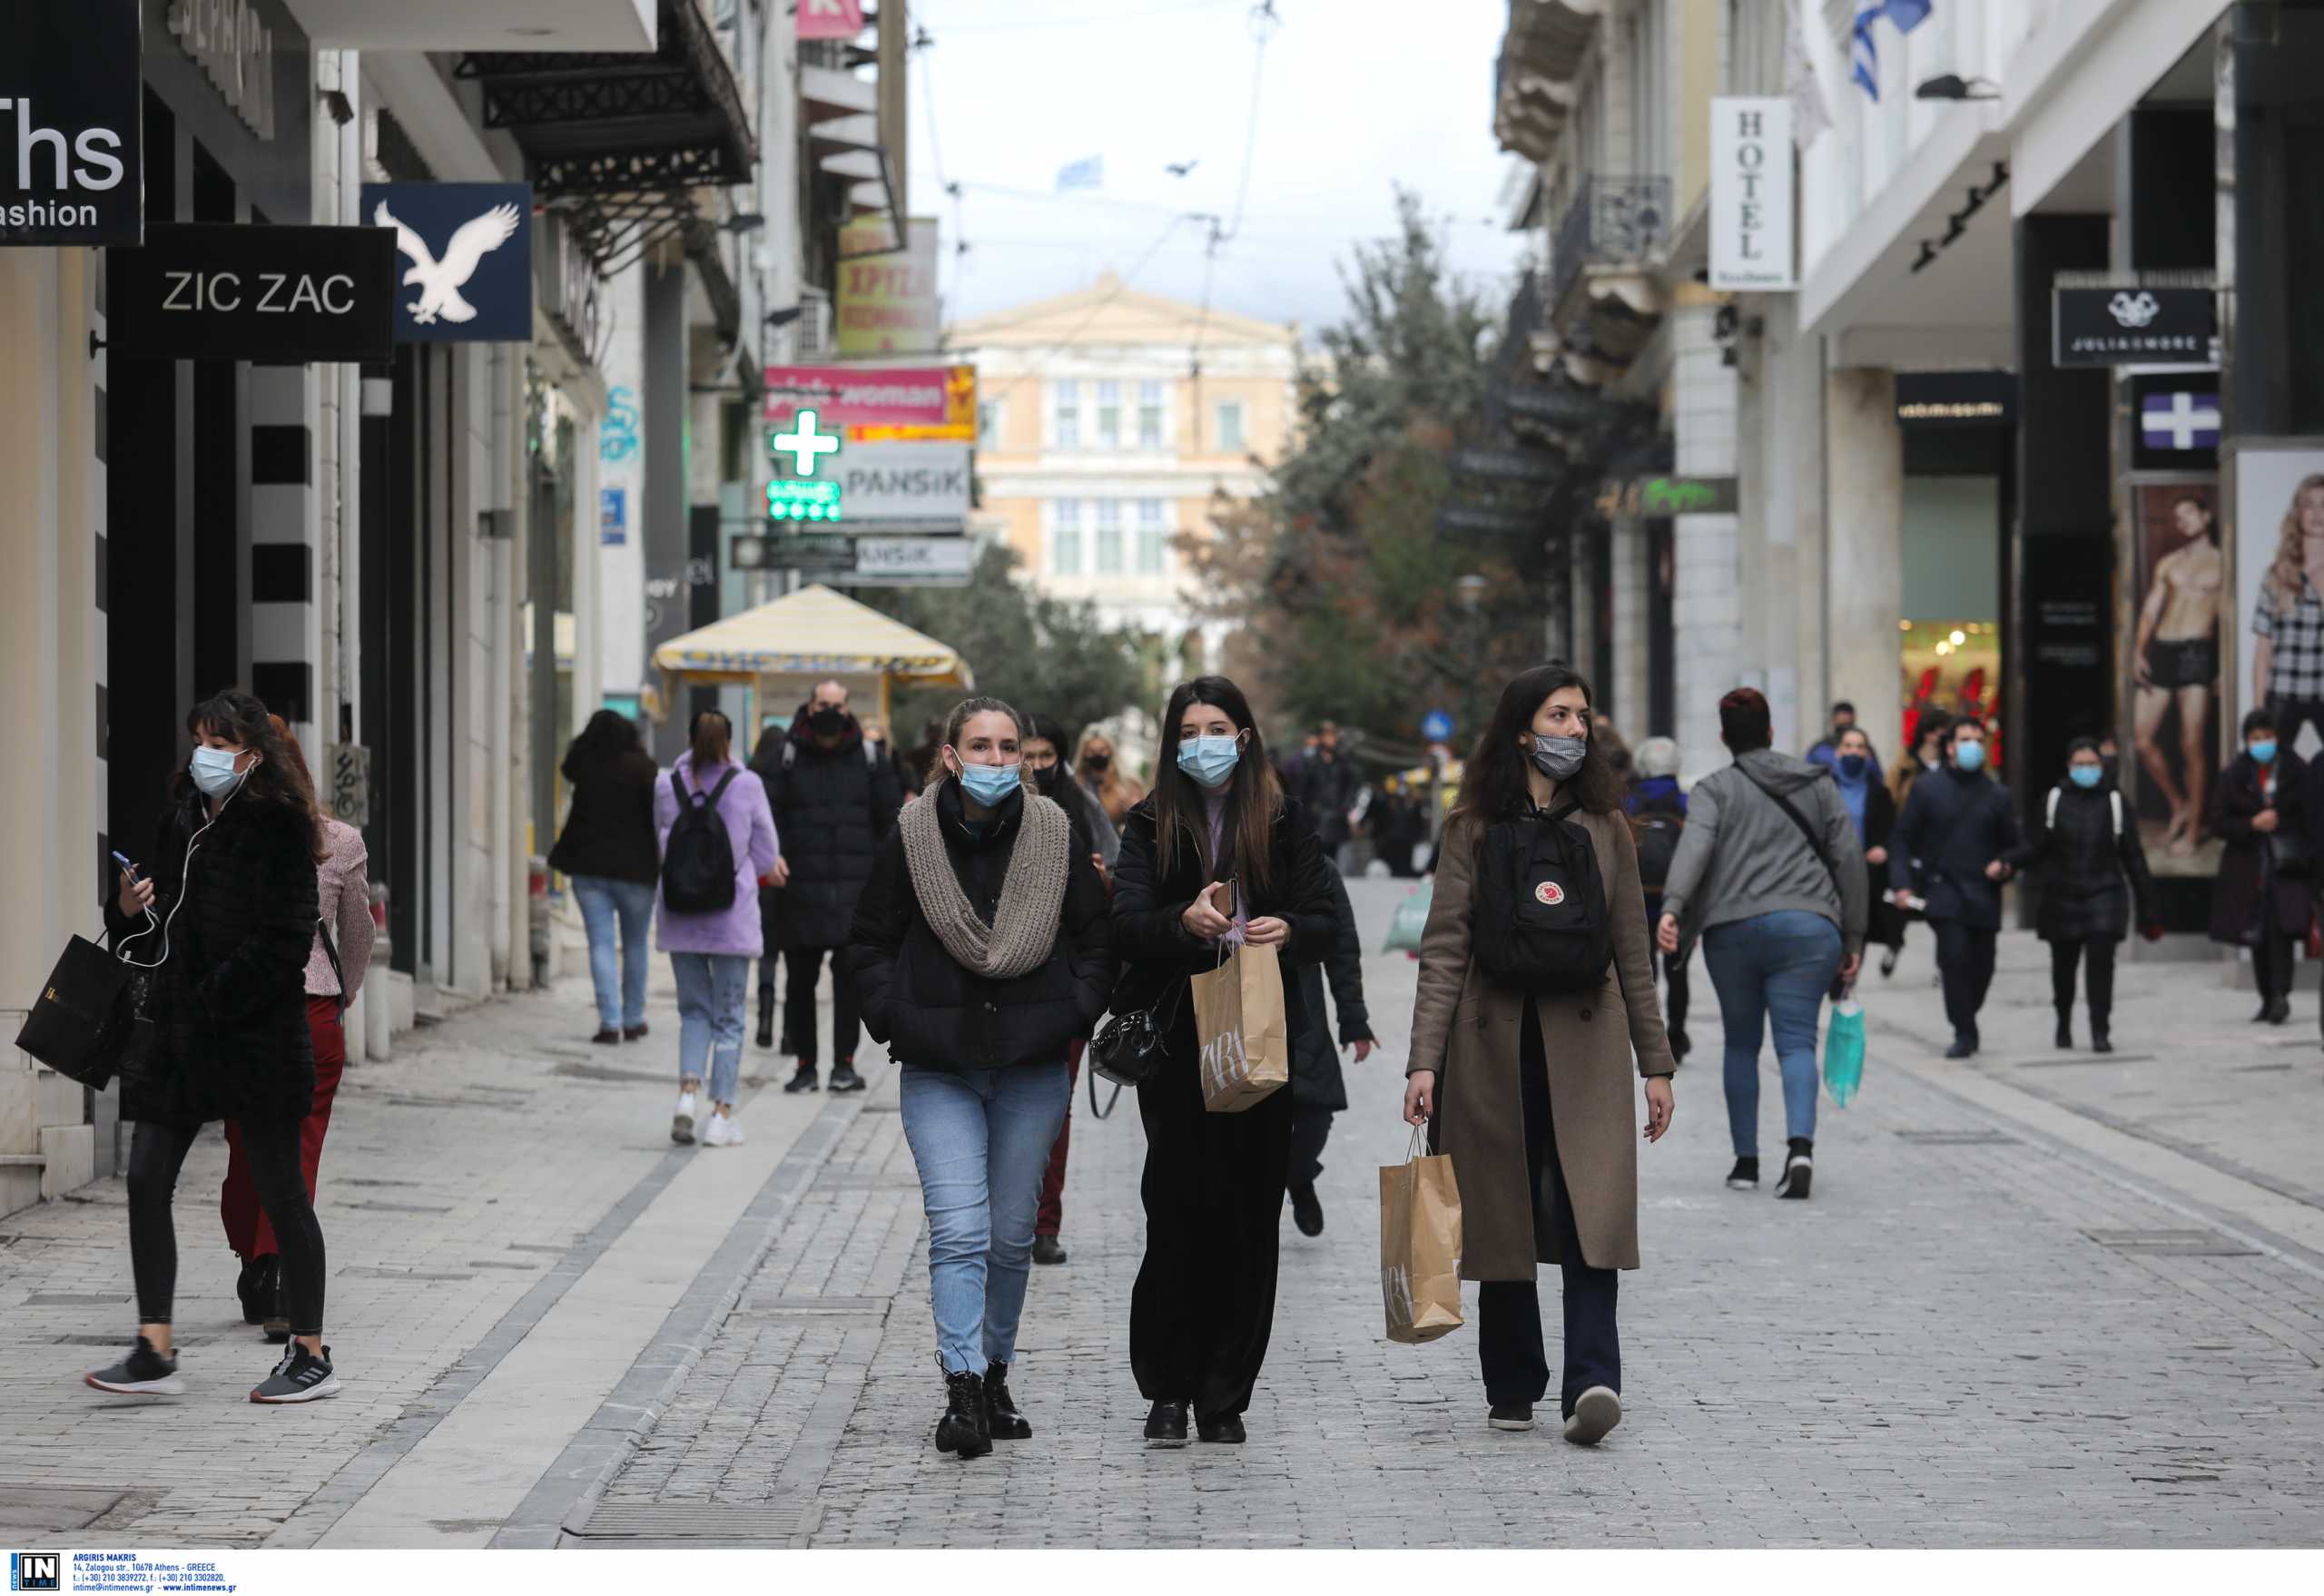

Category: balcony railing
[1548, 176, 1671, 310]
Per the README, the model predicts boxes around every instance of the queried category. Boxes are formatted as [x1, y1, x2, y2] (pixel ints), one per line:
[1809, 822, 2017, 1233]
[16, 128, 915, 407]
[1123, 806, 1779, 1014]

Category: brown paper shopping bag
[1191, 939, 1289, 1112]
[1380, 1128, 1464, 1344]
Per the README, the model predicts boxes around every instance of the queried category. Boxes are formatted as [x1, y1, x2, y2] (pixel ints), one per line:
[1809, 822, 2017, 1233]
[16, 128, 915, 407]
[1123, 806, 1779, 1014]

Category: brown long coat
[1406, 808, 1677, 1276]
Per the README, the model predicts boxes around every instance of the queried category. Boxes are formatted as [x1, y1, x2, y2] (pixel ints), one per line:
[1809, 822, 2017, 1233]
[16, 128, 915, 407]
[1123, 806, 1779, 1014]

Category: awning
[1493, 0, 1605, 163]
[652, 584, 972, 685]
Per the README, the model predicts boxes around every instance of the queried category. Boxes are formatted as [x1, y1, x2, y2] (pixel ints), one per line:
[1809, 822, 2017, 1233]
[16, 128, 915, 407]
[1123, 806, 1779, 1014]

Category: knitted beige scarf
[899, 780, 1072, 980]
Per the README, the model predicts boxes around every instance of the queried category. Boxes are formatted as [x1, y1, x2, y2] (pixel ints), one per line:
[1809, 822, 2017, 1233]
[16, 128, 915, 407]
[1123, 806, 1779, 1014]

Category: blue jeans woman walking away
[849, 697, 1115, 1459]
[550, 708, 664, 1044]
[1701, 910, 1842, 1170]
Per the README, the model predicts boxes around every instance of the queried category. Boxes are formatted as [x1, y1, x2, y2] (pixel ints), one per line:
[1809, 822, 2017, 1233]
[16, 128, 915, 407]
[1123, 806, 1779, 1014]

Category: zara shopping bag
[1190, 938, 1290, 1113]
[1380, 1128, 1463, 1344]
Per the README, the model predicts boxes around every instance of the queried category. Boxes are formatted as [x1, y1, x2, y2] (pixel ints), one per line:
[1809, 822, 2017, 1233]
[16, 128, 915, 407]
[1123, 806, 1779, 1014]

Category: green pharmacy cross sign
[771, 408, 842, 474]
[766, 479, 843, 522]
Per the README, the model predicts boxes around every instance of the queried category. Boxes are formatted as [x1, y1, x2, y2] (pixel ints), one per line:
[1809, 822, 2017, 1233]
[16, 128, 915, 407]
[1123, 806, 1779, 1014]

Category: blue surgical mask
[2069, 765, 2102, 790]
[190, 744, 249, 798]
[1177, 734, 1243, 789]
[2251, 739, 2279, 766]
[1838, 754, 1868, 779]
[954, 760, 1021, 805]
[1955, 741, 1986, 773]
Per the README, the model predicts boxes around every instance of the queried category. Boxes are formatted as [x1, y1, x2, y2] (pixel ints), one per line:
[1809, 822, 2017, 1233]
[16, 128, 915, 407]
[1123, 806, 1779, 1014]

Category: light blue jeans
[669, 951, 751, 1105]
[899, 1062, 1071, 1374]
[572, 876, 656, 1031]
[1702, 910, 1842, 1157]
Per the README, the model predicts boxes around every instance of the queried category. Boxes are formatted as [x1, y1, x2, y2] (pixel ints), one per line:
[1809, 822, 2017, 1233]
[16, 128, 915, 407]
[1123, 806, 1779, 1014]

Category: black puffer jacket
[753, 713, 904, 950]
[2007, 783, 2158, 943]
[549, 747, 661, 884]
[848, 782, 1114, 1072]
[104, 789, 319, 1125]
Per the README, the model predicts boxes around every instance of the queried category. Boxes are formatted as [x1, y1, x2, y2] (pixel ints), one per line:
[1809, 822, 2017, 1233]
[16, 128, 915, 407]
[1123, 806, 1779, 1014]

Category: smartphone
[111, 850, 143, 882]
[1208, 879, 1238, 920]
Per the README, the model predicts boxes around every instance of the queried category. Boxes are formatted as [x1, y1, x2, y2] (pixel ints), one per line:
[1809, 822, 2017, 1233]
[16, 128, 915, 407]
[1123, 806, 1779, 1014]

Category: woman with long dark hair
[1112, 676, 1338, 1446]
[551, 708, 663, 1045]
[92, 689, 340, 1403]
[1404, 664, 1676, 1443]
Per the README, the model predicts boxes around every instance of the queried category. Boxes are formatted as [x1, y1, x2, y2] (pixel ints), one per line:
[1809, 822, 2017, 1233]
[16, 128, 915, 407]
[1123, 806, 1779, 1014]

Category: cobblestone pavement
[5, 886, 2322, 1548]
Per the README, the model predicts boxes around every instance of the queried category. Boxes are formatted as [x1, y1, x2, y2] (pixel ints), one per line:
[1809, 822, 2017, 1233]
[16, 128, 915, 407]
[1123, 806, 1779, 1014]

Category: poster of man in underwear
[2131, 483, 2221, 872]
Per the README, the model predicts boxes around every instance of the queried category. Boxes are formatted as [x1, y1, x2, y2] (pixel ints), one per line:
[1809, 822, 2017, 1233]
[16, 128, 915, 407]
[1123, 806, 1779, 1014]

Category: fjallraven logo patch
[1534, 881, 1566, 906]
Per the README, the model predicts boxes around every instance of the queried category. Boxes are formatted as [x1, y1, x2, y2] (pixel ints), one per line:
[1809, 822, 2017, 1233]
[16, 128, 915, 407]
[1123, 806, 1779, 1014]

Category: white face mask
[190, 744, 249, 797]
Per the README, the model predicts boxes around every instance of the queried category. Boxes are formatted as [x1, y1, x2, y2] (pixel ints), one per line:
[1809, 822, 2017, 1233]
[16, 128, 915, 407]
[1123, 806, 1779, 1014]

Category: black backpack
[1472, 802, 1615, 994]
[1630, 797, 1684, 895]
[662, 765, 742, 914]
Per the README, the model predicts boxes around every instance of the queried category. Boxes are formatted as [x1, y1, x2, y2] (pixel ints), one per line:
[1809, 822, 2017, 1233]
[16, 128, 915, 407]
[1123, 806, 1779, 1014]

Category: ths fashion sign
[0, 0, 142, 246]
[110, 224, 397, 362]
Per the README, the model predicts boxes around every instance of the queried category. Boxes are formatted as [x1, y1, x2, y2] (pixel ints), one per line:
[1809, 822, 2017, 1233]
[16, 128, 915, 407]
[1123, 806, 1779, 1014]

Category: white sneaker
[672, 1090, 697, 1146]
[702, 1112, 743, 1148]
[1563, 1385, 1621, 1445]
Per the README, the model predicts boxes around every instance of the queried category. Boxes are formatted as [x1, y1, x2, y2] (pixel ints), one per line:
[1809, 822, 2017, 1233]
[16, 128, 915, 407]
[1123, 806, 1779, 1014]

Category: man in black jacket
[1285, 867, 1373, 1237]
[1887, 717, 2024, 1057]
[1290, 722, 1360, 867]
[751, 681, 904, 1092]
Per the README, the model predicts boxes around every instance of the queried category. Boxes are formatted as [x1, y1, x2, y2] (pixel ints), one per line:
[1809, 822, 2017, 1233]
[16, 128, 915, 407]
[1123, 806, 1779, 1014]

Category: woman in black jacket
[1832, 728, 1908, 978]
[2210, 708, 2309, 1024]
[92, 689, 339, 1404]
[1112, 675, 1338, 1448]
[848, 696, 1114, 1460]
[550, 709, 662, 1044]
[2009, 739, 2160, 1051]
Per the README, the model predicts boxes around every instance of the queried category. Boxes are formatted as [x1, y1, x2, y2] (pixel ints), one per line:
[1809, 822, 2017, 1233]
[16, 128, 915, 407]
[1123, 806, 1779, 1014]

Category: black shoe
[1144, 1399, 1189, 1448]
[984, 1363, 1031, 1441]
[262, 1262, 290, 1345]
[1196, 1412, 1246, 1444]
[237, 1255, 274, 1326]
[250, 1342, 342, 1404]
[2092, 1025, 2112, 1054]
[756, 990, 776, 1049]
[591, 1027, 621, 1045]
[754, 1020, 775, 1049]
[935, 1366, 991, 1459]
[623, 1022, 650, 1042]
[1775, 1142, 1813, 1200]
[2267, 1002, 2291, 1026]
[1287, 1180, 1324, 1237]
[2054, 1019, 2073, 1050]
[1032, 1236, 1068, 1266]
[828, 1061, 866, 1094]
[1669, 1029, 1691, 1063]
[1945, 1038, 1977, 1059]
[85, 1336, 185, 1396]
[1725, 1156, 1758, 1191]
[1879, 949, 1899, 980]
[1488, 1401, 1535, 1432]
[783, 1066, 820, 1094]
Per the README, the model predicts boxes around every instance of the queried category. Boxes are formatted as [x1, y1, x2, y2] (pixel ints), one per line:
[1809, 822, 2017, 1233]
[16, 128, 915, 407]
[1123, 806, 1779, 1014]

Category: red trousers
[1036, 1044, 1083, 1238]
[222, 995, 345, 1261]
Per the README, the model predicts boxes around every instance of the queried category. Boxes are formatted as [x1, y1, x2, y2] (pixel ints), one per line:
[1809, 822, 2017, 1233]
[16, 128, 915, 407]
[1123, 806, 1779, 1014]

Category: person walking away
[1831, 728, 1907, 986]
[1077, 730, 1145, 829]
[220, 717, 375, 1345]
[1405, 665, 1677, 1443]
[1285, 864, 1373, 1238]
[1019, 712, 1110, 1266]
[753, 680, 902, 1093]
[1113, 676, 1338, 1446]
[1656, 688, 1865, 1200]
[93, 689, 339, 1403]
[2250, 474, 2324, 756]
[1886, 716, 2022, 1058]
[2132, 492, 2223, 857]
[1290, 720, 1361, 870]
[658, 710, 780, 1146]
[1626, 736, 1692, 1061]
[2009, 739, 2161, 1051]
[551, 709, 662, 1044]
[848, 697, 1114, 1459]
[2209, 710, 2309, 1025]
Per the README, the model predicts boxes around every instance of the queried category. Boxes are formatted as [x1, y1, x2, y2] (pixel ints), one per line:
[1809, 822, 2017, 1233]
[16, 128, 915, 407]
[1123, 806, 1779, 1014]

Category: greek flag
[1852, 0, 1933, 101]
[1055, 154, 1105, 192]
[2142, 390, 2221, 451]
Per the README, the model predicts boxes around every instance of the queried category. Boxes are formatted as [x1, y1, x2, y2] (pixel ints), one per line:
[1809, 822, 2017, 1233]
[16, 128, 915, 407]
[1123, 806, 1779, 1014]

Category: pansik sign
[834, 443, 971, 522]
[110, 223, 398, 362]
[1709, 97, 1794, 291]
[0, 0, 143, 246]
[853, 536, 972, 583]
[764, 363, 977, 433]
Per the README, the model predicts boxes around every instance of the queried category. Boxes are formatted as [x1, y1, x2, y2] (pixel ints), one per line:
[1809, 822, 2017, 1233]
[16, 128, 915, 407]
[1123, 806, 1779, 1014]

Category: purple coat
[655, 755, 781, 956]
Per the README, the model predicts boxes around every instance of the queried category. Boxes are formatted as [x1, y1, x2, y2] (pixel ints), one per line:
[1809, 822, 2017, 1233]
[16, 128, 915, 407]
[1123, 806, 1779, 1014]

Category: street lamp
[1915, 74, 2001, 101]
[1453, 572, 1490, 611]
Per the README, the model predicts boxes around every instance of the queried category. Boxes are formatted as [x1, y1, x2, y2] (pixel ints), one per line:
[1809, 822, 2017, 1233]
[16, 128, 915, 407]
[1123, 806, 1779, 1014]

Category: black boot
[984, 1363, 1032, 1440]
[755, 989, 776, 1050]
[236, 1255, 272, 1326]
[935, 1366, 990, 1458]
[2054, 1013, 2073, 1050]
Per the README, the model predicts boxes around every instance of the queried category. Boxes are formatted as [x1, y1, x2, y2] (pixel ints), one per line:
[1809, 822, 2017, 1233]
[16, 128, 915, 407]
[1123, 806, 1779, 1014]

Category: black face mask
[809, 707, 845, 737]
[1030, 763, 1067, 798]
[1083, 754, 1111, 773]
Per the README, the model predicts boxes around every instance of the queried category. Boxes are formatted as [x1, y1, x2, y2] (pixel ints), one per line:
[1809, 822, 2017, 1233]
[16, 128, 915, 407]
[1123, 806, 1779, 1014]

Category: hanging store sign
[1895, 370, 2016, 428]
[838, 216, 941, 356]
[168, 0, 276, 141]
[764, 362, 978, 434]
[833, 442, 970, 522]
[0, 0, 143, 247]
[1595, 474, 1738, 517]
[360, 182, 535, 343]
[1709, 97, 1795, 291]
[853, 536, 973, 584]
[796, 0, 866, 41]
[109, 223, 398, 362]
[766, 480, 845, 522]
[2053, 285, 2216, 366]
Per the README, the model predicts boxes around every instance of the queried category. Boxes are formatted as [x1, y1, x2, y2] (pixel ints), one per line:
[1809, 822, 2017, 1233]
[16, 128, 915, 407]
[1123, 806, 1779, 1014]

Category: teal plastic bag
[1384, 883, 1433, 955]
[1824, 999, 1866, 1107]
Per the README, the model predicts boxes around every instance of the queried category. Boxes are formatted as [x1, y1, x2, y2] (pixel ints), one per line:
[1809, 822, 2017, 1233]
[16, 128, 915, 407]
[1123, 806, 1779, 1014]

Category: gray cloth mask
[1530, 734, 1588, 781]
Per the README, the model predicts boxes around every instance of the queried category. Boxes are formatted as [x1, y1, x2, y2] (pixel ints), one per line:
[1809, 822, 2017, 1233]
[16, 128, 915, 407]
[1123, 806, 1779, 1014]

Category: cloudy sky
[904, 0, 1531, 338]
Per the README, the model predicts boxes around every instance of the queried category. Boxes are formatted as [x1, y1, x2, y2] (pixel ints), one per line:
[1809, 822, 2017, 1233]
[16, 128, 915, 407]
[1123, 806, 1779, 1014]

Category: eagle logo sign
[1534, 881, 1565, 906]
[375, 200, 523, 325]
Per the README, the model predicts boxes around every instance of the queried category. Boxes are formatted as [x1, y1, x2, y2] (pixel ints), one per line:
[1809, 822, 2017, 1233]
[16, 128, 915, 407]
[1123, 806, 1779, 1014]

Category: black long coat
[2009, 783, 2158, 943]
[847, 783, 1114, 1073]
[2210, 752, 2311, 943]
[1290, 868, 1373, 1112]
[753, 714, 904, 951]
[548, 747, 661, 885]
[1109, 795, 1340, 1065]
[103, 790, 319, 1125]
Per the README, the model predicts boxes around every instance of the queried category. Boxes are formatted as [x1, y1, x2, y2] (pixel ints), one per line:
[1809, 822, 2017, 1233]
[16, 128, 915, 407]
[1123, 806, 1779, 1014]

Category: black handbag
[15, 935, 151, 1091]
[2267, 831, 2312, 881]
[1089, 981, 1184, 1089]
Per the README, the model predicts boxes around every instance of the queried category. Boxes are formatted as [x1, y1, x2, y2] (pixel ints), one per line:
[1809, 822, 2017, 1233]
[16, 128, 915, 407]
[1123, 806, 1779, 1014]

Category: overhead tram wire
[979, 212, 1204, 408]
[911, 26, 972, 314]
[926, 0, 1246, 35]
[1188, 0, 1280, 422]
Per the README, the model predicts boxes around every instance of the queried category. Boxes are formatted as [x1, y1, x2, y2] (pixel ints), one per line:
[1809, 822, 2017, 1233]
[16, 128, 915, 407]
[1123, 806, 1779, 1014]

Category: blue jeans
[571, 876, 656, 1031]
[669, 952, 750, 1105]
[899, 1063, 1071, 1375]
[1702, 910, 1841, 1158]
